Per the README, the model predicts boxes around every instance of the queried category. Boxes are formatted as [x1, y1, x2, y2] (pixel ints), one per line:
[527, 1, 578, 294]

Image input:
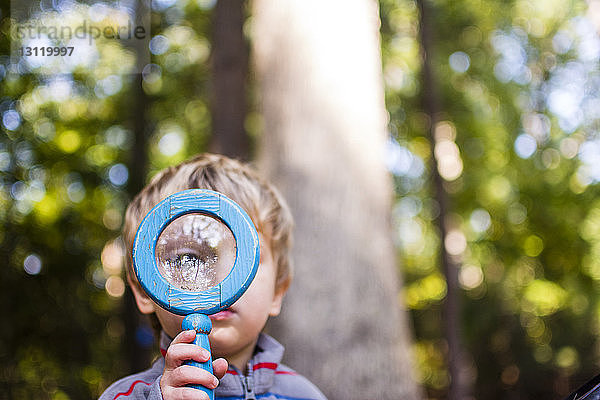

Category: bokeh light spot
[158, 131, 184, 156]
[445, 229, 467, 256]
[523, 235, 544, 257]
[553, 30, 573, 54]
[470, 208, 491, 233]
[459, 264, 484, 289]
[150, 35, 170, 55]
[435, 141, 463, 181]
[485, 175, 512, 203]
[103, 209, 122, 230]
[514, 134, 537, 159]
[67, 182, 85, 203]
[508, 203, 527, 225]
[524, 279, 566, 316]
[11, 181, 26, 201]
[24, 254, 42, 275]
[405, 273, 447, 309]
[541, 148, 561, 169]
[555, 347, 579, 369]
[534, 345, 553, 364]
[2, 110, 22, 131]
[105, 275, 125, 297]
[386, 139, 422, 177]
[560, 137, 579, 159]
[501, 365, 520, 386]
[101, 239, 124, 275]
[0, 152, 10, 171]
[449, 51, 470, 73]
[142, 63, 162, 84]
[108, 164, 128, 186]
[95, 75, 123, 98]
[56, 130, 82, 153]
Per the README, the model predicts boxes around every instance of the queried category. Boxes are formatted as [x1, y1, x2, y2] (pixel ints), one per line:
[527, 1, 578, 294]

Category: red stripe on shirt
[275, 370, 298, 375]
[253, 362, 278, 371]
[113, 380, 151, 399]
[226, 365, 297, 376]
[226, 363, 278, 375]
[160, 348, 167, 358]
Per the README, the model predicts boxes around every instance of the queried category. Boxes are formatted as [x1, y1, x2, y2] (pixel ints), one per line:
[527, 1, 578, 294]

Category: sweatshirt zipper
[239, 361, 256, 400]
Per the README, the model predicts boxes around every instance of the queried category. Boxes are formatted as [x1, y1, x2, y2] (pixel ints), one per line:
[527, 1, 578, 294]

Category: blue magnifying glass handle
[182, 314, 214, 400]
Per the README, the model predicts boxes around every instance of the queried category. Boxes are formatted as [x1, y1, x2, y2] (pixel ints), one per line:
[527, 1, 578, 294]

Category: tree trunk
[209, 0, 249, 160]
[124, 73, 152, 374]
[122, 0, 154, 371]
[251, 1, 421, 399]
[416, 1, 467, 399]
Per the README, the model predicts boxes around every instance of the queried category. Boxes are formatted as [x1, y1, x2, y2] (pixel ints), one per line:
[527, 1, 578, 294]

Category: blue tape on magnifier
[133, 189, 260, 399]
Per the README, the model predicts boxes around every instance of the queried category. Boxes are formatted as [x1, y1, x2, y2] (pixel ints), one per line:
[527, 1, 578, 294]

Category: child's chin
[209, 329, 238, 350]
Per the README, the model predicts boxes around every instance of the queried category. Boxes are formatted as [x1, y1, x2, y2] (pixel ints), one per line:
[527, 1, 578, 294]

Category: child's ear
[269, 278, 291, 317]
[126, 274, 155, 315]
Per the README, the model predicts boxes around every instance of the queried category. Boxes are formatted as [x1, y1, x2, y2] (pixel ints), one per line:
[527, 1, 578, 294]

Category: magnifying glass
[132, 189, 260, 400]
[563, 373, 600, 400]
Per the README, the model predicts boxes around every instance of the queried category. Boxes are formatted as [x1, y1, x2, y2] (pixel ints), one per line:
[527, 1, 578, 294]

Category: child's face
[135, 232, 285, 365]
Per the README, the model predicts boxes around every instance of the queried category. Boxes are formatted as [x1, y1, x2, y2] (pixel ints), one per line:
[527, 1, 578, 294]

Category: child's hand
[160, 330, 228, 400]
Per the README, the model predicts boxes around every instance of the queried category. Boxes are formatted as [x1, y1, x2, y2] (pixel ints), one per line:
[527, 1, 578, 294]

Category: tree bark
[122, 0, 154, 372]
[416, 1, 467, 399]
[124, 73, 152, 374]
[251, 1, 421, 399]
[209, 0, 249, 160]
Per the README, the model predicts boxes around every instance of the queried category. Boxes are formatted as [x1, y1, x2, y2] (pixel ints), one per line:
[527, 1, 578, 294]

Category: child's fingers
[164, 344, 211, 368]
[166, 365, 220, 389]
[171, 329, 196, 345]
[163, 387, 211, 400]
[212, 358, 228, 379]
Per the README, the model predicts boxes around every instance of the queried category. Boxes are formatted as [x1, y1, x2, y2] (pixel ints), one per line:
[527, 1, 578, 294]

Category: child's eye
[168, 250, 218, 271]
[160, 247, 219, 290]
[155, 213, 237, 291]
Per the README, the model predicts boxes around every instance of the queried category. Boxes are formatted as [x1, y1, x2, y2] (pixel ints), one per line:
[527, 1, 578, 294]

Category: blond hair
[123, 153, 294, 291]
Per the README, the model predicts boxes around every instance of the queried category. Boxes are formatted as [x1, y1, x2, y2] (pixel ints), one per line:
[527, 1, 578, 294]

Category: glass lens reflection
[155, 213, 236, 291]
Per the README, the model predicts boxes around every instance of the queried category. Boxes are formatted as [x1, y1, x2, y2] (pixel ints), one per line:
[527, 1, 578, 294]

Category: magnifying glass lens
[155, 213, 236, 291]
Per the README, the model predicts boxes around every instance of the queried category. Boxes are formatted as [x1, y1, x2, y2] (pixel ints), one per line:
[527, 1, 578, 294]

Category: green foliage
[3, 0, 600, 399]
[381, 0, 600, 398]
[0, 1, 215, 398]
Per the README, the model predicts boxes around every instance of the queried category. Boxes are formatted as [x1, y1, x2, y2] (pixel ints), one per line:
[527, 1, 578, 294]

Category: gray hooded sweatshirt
[99, 332, 327, 400]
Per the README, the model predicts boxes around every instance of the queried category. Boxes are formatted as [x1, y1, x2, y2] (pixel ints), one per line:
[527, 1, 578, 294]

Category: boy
[99, 154, 327, 400]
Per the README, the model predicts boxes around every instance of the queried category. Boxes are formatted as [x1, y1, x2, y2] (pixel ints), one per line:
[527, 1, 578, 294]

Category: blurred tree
[417, 1, 469, 399]
[123, 0, 153, 375]
[123, 75, 152, 374]
[209, 0, 249, 159]
[251, 1, 421, 399]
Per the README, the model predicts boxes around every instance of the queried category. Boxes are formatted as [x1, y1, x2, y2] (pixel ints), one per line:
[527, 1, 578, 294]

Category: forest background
[2, 0, 600, 399]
